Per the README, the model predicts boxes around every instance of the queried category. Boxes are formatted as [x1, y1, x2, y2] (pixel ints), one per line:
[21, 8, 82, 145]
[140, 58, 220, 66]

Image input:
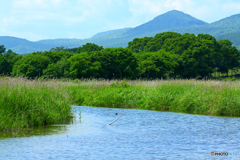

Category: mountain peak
[163, 10, 185, 14]
[124, 10, 207, 37]
[153, 10, 206, 23]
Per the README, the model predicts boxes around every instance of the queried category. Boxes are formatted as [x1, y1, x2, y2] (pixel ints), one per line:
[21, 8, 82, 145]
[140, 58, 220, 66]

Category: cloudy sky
[1, 0, 240, 41]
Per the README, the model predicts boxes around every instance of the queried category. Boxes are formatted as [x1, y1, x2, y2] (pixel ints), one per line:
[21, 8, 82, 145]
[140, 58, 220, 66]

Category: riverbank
[67, 79, 240, 117]
[1, 77, 240, 132]
[0, 77, 73, 132]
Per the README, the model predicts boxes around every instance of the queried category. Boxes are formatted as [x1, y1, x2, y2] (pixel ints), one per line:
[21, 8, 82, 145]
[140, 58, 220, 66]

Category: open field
[1, 77, 240, 131]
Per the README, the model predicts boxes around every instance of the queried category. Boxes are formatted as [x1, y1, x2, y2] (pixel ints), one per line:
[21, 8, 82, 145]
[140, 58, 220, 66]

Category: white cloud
[2, 17, 20, 26]
[164, 0, 193, 10]
[13, 0, 48, 8]
[1, 0, 240, 41]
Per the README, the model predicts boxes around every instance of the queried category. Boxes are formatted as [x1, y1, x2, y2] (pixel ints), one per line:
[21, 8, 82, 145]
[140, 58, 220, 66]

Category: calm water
[1, 106, 240, 159]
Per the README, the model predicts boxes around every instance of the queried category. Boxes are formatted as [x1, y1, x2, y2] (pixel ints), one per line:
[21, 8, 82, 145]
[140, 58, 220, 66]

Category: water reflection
[1, 106, 240, 159]
[0, 125, 67, 140]
[0, 115, 81, 140]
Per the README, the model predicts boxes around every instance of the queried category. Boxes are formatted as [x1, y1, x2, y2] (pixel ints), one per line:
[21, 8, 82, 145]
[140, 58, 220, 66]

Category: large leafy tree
[92, 48, 138, 79]
[135, 50, 178, 79]
[68, 52, 101, 79]
[41, 51, 73, 63]
[217, 39, 240, 76]
[43, 58, 70, 79]
[49, 46, 66, 52]
[3, 49, 18, 60]
[0, 45, 6, 54]
[128, 37, 152, 53]
[12, 54, 50, 78]
[3, 49, 19, 73]
[0, 54, 11, 75]
[76, 43, 103, 53]
[146, 32, 181, 52]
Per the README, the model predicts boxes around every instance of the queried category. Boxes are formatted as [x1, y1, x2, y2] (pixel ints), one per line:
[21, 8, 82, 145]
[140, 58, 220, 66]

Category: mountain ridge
[1, 10, 240, 54]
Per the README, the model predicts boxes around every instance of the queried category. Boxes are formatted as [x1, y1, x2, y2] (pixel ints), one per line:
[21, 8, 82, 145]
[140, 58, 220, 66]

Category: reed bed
[0, 77, 73, 132]
[1, 77, 240, 132]
[67, 79, 240, 117]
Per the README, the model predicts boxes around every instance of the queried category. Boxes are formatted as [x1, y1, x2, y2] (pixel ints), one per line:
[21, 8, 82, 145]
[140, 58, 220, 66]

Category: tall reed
[0, 77, 73, 132]
[67, 79, 240, 117]
[2, 77, 240, 132]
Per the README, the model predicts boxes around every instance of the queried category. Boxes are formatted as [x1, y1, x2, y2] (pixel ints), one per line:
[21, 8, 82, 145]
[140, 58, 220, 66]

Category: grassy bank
[1, 77, 240, 132]
[67, 79, 240, 117]
[0, 77, 73, 132]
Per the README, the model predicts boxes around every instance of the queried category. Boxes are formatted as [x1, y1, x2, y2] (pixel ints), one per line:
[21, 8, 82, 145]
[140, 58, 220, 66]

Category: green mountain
[121, 10, 207, 38]
[216, 32, 240, 49]
[169, 13, 240, 36]
[38, 10, 208, 49]
[1, 10, 240, 53]
[91, 28, 132, 38]
[0, 36, 52, 54]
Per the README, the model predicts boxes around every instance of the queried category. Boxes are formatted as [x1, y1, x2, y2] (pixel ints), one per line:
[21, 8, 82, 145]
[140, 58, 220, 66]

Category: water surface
[1, 106, 240, 159]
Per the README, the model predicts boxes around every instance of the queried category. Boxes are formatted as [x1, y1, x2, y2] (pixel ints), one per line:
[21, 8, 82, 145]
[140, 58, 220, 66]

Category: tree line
[0, 32, 239, 79]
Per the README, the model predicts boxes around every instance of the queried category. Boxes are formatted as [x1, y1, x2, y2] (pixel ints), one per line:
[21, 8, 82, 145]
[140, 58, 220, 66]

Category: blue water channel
[1, 106, 240, 159]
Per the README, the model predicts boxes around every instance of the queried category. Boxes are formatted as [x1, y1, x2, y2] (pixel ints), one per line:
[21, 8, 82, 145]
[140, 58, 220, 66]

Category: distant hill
[120, 10, 207, 38]
[37, 38, 84, 49]
[91, 28, 132, 38]
[168, 13, 240, 36]
[216, 32, 240, 49]
[0, 36, 52, 54]
[1, 10, 240, 53]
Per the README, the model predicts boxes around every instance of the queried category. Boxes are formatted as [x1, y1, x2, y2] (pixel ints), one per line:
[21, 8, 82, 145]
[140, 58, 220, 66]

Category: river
[0, 106, 240, 159]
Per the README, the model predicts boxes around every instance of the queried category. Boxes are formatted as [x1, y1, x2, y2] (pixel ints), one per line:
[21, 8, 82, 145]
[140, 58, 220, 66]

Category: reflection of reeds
[79, 110, 81, 123]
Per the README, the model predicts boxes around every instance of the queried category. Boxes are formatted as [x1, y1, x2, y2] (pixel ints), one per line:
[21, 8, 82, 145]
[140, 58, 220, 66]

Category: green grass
[0, 77, 73, 132]
[66, 79, 240, 117]
[2, 77, 240, 132]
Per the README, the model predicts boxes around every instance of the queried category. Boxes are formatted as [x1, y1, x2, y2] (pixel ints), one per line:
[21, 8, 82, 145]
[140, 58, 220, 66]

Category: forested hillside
[1, 32, 239, 80]
[170, 13, 240, 37]
[216, 32, 240, 49]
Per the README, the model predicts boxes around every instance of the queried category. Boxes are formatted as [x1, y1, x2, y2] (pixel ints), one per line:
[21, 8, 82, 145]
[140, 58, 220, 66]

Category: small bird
[115, 113, 118, 115]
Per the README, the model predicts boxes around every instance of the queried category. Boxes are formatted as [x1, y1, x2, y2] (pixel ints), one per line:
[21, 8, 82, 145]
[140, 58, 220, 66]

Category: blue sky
[1, 0, 240, 41]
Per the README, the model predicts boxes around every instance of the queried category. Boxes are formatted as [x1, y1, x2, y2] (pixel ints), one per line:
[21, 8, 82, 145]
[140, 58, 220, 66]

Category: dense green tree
[0, 54, 11, 75]
[64, 47, 78, 53]
[43, 58, 70, 78]
[12, 54, 50, 78]
[2, 49, 19, 74]
[146, 32, 182, 52]
[2, 32, 239, 80]
[4, 49, 18, 60]
[41, 51, 73, 63]
[76, 43, 103, 53]
[217, 39, 240, 76]
[128, 37, 152, 53]
[0, 45, 6, 54]
[91, 48, 138, 79]
[68, 52, 101, 79]
[50, 46, 66, 52]
[135, 50, 178, 79]
[43, 63, 62, 79]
